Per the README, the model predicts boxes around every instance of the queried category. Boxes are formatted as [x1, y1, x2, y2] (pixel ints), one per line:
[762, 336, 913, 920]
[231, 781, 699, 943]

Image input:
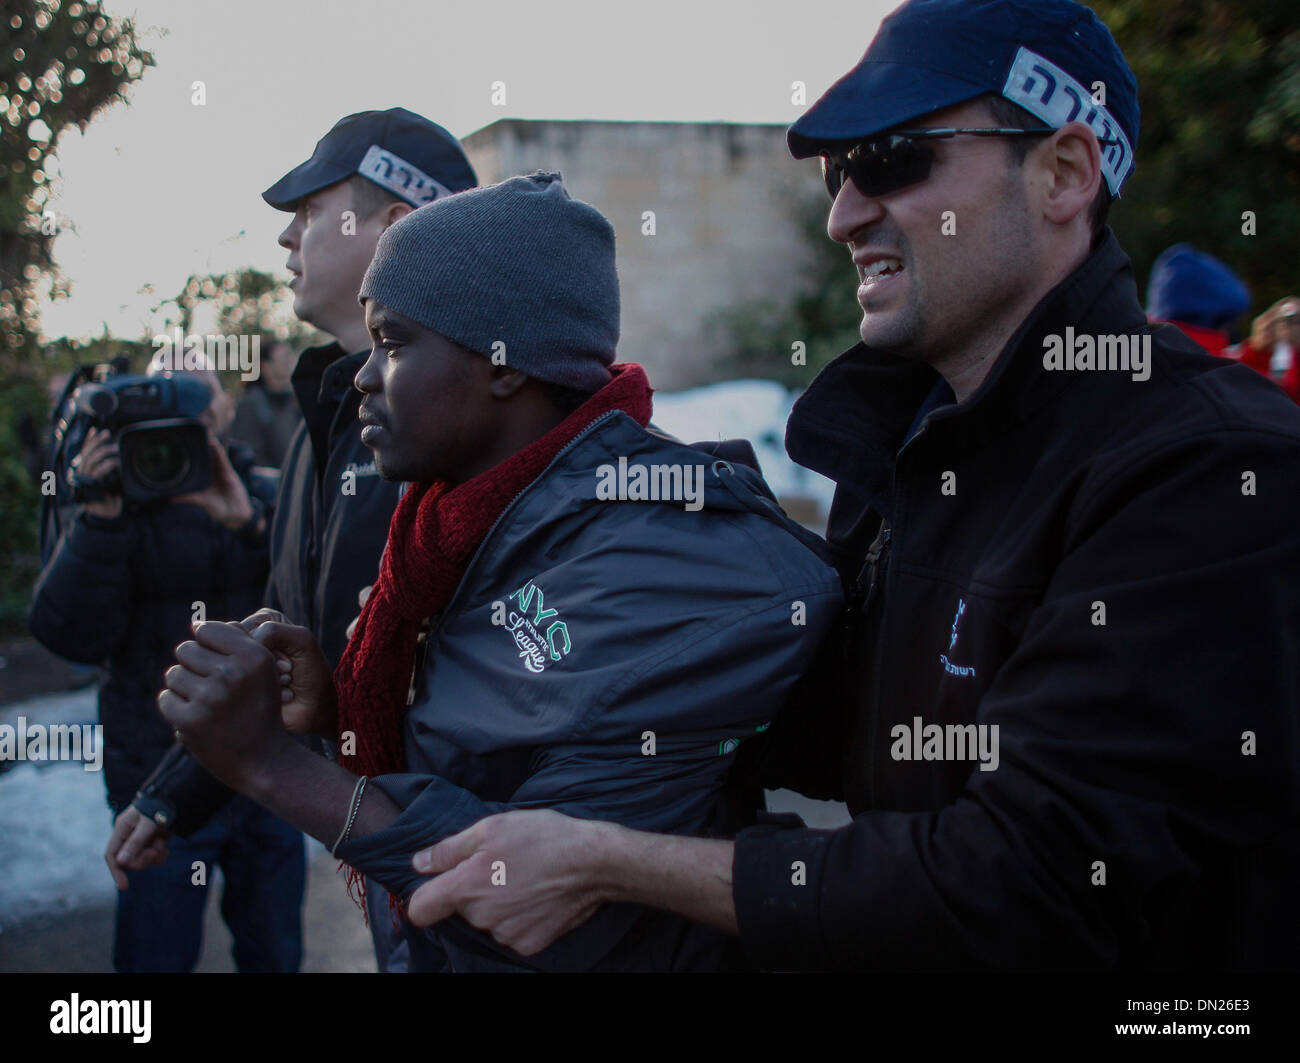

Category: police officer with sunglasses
[376, 0, 1300, 974]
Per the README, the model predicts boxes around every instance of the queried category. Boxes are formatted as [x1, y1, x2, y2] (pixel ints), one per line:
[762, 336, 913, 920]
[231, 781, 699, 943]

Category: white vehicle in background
[652, 379, 836, 532]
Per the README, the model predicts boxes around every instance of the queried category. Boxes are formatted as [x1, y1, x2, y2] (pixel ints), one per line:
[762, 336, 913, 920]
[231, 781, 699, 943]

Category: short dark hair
[346, 174, 407, 221]
[539, 379, 595, 416]
[979, 93, 1110, 247]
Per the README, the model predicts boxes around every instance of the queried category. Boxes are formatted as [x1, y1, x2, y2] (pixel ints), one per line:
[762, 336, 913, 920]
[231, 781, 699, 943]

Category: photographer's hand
[71, 427, 123, 520]
[1251, 296, 1300, 351]
[172, 438, 255, 531]
[105, 806, 171, 889]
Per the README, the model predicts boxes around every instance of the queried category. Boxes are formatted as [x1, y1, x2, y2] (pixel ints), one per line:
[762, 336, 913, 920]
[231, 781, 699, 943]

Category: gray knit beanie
[358, 170, 619, 392]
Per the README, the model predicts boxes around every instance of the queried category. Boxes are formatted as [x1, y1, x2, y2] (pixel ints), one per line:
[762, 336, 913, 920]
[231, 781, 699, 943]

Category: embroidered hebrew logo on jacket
[940, 597, 977, 678]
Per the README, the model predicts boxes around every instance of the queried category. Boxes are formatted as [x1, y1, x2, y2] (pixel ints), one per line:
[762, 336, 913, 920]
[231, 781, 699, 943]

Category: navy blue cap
[789, 0, 1139, 196]
[262, 107, 477, 211]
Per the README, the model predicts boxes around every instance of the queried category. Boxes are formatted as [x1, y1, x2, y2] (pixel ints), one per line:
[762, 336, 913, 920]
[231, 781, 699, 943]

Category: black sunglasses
[821, 127, 1061, 200]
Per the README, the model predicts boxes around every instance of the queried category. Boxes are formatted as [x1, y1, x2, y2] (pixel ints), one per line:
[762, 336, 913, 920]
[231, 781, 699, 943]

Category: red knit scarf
[332, 363, 653, 908]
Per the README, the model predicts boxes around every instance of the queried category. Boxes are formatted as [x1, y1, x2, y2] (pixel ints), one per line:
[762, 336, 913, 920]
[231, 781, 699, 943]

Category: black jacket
[336, 413, 842, 971]
[731, 231, 1300, 971]
[28, 441, 275, 810]
[268, 343, 402, 665]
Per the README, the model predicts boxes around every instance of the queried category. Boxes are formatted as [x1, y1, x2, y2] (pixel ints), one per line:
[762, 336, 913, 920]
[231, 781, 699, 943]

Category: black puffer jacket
[28, 441, 275, 810]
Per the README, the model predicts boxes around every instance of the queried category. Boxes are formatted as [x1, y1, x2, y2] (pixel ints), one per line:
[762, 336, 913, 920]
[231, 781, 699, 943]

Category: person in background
[30, 357, 305, 973]
[1227, 296, 1300, 403]
[230, 338, 303, 468]
[1144, 242, 1250, 356]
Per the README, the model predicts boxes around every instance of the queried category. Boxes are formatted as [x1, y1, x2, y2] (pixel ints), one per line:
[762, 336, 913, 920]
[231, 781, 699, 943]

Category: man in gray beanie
[152, 173, 845, 971]
[359, 170, 619, 396]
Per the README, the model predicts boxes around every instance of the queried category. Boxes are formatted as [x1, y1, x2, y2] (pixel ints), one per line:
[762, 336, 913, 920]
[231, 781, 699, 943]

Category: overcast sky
[35, 0, 892, 341]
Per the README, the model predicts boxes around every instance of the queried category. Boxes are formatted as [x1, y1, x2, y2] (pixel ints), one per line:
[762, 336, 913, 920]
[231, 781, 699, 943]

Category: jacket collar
[289, 341, 369, 413]
[786, 229, 1147, 510]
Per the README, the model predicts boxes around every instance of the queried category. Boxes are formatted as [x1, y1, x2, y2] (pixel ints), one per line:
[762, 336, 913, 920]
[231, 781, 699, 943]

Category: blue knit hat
[1146, 244, 1250, 331]
[358, 171, 619, 393]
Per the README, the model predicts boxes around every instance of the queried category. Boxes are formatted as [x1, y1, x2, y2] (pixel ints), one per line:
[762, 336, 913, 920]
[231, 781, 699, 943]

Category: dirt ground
[0, 840, 377, 973]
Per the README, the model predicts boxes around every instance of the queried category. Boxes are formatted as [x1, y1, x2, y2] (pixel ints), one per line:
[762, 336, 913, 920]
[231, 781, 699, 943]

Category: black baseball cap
[262, 107, 477, 211]
[788, 0, 1140, 197]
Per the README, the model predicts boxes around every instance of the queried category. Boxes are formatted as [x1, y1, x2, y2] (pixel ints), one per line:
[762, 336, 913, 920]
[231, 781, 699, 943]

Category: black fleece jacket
[731, 230, 1300, 972]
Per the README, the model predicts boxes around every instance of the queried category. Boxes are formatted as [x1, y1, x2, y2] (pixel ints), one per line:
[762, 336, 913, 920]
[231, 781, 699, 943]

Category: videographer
[28, 360, 306, 974]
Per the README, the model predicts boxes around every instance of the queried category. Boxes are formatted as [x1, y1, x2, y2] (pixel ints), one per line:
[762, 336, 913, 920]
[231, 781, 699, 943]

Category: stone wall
[461, 120, 820, 390]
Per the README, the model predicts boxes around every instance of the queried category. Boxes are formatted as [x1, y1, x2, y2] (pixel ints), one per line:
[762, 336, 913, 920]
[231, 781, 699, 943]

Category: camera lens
[130, 431, 192, 490]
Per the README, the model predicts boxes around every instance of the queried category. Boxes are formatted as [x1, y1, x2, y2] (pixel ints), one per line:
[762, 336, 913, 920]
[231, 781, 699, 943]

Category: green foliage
[705, 186, 862, 387]
[1091, 0, 1300, 318]
[1, 0, 153, 357]
[155, 267, 321, 362]
[0, 379, 46, 630]
[141, 268, 323, 406]
[0, 0, 152, 634]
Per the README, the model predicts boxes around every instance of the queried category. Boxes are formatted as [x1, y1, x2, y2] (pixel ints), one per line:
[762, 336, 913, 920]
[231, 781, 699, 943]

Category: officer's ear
[380, 201, 414, 232]
[1035, 120, 1103, 231]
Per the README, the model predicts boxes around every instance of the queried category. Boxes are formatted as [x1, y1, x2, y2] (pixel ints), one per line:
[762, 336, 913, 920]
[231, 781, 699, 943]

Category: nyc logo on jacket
[500, 578, 572, 673]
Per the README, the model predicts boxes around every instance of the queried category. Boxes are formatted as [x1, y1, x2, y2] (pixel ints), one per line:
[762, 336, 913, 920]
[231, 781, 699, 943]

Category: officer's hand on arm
[238, 609, 338, 738]
[104, 806, 171, 889]
[405, 809, 738, 955]
[71, 427, 123, 520]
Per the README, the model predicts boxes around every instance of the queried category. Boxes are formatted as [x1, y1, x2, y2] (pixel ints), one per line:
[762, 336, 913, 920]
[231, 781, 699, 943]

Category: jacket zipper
[860, 524, 892, 618]
[843, 522, 891, 648]
[854, 523, 891, 810]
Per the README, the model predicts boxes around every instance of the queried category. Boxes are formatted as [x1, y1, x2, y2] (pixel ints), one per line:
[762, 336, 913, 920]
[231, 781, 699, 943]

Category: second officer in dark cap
[108, 108, 478, 973]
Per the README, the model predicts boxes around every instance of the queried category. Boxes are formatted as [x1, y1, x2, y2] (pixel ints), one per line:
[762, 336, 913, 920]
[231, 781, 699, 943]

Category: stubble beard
[911, 175, 1038, 377]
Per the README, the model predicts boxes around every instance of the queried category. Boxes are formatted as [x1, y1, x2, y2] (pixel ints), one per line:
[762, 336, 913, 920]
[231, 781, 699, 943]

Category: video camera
[41, 360, 215, 560]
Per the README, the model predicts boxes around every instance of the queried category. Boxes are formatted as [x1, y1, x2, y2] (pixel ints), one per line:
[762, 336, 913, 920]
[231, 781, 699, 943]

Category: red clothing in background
[1227, 338, 1300, 403]
[1169, 321, 1233, 356]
